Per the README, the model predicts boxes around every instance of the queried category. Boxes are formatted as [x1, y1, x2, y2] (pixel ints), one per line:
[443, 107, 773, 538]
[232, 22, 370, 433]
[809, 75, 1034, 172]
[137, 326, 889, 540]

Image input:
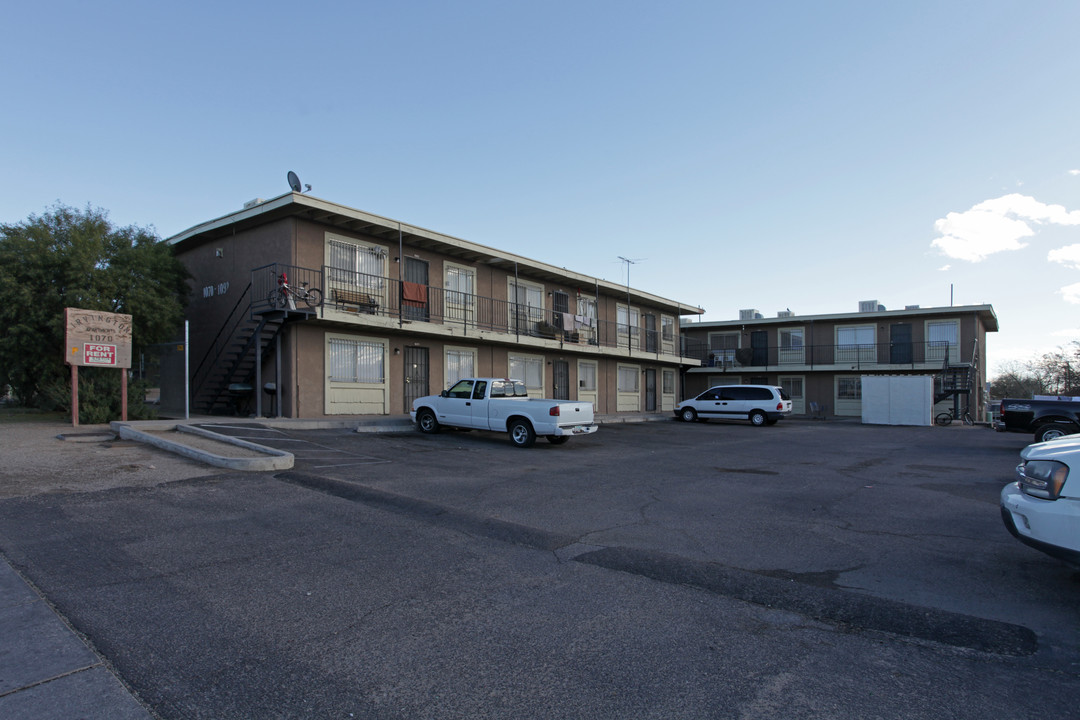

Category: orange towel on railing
[402, 282, 428, 305]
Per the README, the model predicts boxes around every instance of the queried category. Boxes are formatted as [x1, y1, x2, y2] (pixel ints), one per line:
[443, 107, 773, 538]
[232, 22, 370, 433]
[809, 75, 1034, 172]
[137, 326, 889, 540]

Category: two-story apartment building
[679, 302, 998, 421]
[167, 192, 704, 418]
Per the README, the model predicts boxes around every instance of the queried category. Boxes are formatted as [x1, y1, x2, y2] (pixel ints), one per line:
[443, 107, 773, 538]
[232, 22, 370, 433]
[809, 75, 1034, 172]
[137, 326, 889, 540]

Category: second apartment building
[680, 302, 998, 421]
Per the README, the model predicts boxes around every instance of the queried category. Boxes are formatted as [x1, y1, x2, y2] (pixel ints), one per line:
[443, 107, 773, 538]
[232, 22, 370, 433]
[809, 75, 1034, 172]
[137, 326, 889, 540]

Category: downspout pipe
[398, 224, 404, 328]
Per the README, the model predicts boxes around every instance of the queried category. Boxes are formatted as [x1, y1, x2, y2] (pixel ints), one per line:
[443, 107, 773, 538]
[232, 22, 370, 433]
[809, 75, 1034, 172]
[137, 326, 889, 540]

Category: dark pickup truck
[995, 397, 1080, 443]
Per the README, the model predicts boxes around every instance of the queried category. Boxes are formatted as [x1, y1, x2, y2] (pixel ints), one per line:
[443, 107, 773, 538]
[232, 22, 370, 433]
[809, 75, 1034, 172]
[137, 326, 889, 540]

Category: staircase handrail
[191, 282, 252, 399]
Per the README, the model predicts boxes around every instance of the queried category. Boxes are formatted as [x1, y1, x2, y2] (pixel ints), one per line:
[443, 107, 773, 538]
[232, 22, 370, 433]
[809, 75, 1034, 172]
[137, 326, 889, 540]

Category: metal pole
[618, 257, 632, 356]
[184, 321, 190, 419]
[398, 223, 404, 328]
[276, 332, 282, 418]
[255, 326, 263, 417]
[71, 364, 78, 427]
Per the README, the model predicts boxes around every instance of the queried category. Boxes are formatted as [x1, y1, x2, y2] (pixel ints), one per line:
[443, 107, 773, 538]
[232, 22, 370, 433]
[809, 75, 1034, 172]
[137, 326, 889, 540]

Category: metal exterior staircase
[934, 339, 978, 417]
[190, 265, 324, 416]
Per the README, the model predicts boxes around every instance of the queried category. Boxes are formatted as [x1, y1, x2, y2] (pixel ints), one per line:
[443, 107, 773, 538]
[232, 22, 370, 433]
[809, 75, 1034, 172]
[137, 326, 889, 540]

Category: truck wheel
[417, 409, 440, 434]
[1034, 423, 1074, 443]
[546, 435, 569, 445]
[749, 410, 767, 426]
[509, 419, 536, 448]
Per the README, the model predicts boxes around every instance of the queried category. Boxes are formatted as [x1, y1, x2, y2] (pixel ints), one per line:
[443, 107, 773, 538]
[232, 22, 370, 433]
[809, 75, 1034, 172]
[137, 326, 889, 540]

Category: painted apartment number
[203, 282, 230, 298]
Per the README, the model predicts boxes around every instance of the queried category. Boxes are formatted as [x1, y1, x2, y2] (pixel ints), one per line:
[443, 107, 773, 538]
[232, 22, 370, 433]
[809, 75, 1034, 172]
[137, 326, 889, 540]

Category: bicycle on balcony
[268, 270, 322, 310]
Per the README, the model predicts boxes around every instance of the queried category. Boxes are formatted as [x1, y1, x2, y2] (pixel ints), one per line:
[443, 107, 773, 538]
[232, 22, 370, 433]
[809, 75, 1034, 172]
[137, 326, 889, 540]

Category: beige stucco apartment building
[167, 192, 704, 418]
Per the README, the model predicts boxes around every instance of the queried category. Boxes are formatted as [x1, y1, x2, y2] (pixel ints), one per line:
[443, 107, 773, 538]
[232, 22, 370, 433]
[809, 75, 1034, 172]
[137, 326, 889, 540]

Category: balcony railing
[684, 340, 962, 371]
[253, 263, 324, 312]
[252, 267, 689, 358]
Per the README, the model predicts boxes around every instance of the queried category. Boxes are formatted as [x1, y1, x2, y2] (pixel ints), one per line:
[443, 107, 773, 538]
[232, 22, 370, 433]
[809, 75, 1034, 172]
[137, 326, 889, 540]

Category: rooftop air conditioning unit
[905, 305, 920, 310]
[243, 198, 265, 209]
[777, 310, 794, 317]
[858, 300, 879, 313]
[739, 309, 760, 320]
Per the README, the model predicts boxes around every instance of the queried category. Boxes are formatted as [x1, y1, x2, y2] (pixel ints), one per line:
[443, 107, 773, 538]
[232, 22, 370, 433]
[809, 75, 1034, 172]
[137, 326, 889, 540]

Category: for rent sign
[84, 343, 118, 365]
[65, 308, 133, 369]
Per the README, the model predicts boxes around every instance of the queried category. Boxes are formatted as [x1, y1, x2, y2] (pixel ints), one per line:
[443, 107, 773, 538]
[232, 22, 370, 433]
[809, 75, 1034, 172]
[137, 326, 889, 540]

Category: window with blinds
[618, 365, 640, 392]
[445, 264, 476, 323]
[328, 338, 384, 383]
[836, 325, 876, 364]
[328, 239, 386, 293]
[927, 320, 959, 362]
[445, 348, 475, 386]
[579, 361, 597, 391]
[508, 280, 544, 331]
[508, 354, 543, 391]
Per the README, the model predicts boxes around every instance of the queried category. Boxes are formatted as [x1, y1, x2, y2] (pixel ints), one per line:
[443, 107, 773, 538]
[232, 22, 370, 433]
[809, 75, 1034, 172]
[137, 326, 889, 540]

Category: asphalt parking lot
[1, 419, 1078, 718]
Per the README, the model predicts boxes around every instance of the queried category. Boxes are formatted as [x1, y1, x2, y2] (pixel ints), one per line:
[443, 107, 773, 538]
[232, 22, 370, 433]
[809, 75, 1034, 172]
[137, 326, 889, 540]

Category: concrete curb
[112, 422, 294, 472]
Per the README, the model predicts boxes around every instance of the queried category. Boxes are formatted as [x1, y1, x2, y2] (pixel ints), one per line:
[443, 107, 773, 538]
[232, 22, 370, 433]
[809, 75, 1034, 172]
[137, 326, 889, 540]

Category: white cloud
[1070, 169, 1080, 176]
[938, 264, 951, 271]
[931, 193, 1080, 262]
[1049, 243, 1080, 270]
[1060, 282, 1080, 304]
[1051, 326, 1080, 337]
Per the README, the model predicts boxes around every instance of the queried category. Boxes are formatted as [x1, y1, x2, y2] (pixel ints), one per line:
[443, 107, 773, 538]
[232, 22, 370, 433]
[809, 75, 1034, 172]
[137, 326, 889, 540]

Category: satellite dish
[287, 171, 302, 193]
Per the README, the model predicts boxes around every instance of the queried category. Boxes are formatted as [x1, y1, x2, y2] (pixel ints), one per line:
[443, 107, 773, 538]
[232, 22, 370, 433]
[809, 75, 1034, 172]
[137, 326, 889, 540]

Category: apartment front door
[403, 346, 429, 412]
[645, 369, 657, 411]
[403, 257, 429, 321]
[751, 331, 768, 365]
[553, 360, 570, 400]
[890, 323, 913, 364]
[552, 291, 570, 339]
[644, 314, 658, 353]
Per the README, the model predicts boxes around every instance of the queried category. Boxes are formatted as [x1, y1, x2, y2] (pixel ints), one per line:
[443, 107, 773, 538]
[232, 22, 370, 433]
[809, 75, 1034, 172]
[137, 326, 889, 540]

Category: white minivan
[1000, 434, 1080, 569]
[674, 385, 792, 426]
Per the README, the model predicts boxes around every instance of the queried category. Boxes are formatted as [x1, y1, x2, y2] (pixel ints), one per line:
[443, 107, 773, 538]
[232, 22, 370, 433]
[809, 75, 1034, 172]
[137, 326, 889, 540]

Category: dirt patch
[0, 422, 218, 499]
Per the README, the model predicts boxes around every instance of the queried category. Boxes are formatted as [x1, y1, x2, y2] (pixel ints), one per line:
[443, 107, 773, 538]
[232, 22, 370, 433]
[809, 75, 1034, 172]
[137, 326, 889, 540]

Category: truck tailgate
[554, 402, 594, 426]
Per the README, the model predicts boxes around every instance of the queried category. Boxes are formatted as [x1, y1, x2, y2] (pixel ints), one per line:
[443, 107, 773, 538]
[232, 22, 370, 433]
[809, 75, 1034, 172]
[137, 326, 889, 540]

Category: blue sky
[3, 1, 1078, 373]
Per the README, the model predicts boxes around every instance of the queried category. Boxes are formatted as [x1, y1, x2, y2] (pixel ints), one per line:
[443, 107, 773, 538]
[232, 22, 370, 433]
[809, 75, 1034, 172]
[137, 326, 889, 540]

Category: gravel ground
[0, 422, 218, 499]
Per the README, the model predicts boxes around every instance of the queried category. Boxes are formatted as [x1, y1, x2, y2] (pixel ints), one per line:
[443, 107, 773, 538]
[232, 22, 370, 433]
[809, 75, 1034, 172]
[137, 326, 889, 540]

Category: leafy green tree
[0, 204, 190, 418]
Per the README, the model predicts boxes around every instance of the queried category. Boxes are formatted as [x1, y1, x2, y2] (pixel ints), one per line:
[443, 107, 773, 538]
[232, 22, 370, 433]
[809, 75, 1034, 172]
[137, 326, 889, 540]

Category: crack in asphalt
[279, 471, 1039, 658]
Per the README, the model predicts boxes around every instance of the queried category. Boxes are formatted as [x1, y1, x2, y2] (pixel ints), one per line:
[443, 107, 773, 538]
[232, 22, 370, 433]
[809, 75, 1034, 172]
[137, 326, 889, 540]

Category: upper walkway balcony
[251, 264, 698, 364]
[680, 339, 965, 372]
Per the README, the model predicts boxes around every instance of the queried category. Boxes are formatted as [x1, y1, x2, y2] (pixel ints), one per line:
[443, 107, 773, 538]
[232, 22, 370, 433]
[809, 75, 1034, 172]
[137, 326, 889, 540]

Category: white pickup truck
[410, 377, 598, 447]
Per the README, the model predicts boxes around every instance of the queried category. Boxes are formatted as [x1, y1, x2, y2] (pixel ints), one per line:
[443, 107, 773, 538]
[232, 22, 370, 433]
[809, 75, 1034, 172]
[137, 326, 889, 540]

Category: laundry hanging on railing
[402, 282, 428, 307]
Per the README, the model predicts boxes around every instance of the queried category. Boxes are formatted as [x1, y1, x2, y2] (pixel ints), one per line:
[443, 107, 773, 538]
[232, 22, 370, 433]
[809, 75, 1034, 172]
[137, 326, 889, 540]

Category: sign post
[64, 308, 133, 426]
